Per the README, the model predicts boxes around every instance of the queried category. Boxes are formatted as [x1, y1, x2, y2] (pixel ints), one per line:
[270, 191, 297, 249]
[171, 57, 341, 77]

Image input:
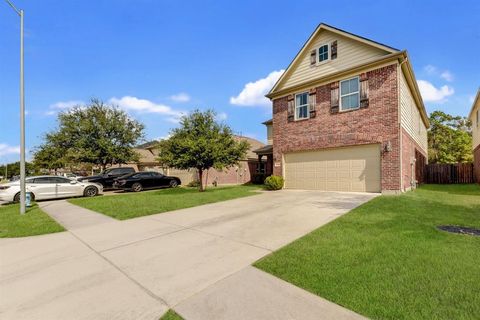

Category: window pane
[318, 45, 329, 62]
[350, 78, 359, 92]
[341, 93, 359, 110]
[341, 80, 349, 95]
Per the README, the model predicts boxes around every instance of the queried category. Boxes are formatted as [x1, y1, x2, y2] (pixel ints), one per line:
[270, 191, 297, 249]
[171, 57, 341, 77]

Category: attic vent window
[318, 44, 329, 63]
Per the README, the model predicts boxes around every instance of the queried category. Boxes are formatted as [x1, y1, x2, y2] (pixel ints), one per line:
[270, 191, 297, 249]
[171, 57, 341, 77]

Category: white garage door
[284, 144, 381, 192]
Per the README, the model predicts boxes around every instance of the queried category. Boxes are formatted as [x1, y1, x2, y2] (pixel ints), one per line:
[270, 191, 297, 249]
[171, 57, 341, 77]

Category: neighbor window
[340, 77, 360, 111]
[318, 44, 329, 63]
[295, 92, 309, 119]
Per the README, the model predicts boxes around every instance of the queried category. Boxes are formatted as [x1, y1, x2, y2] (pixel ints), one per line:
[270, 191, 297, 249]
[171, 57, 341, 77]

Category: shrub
[187, 180, 201, 188]
[264, 175, 284, 190]
[251, 173, 268, 184]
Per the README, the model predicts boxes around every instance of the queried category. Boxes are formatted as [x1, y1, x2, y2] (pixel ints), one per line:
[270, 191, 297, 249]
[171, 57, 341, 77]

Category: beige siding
[471, 102, 480, 150]
[276, 30, 389, 91]
[400, 71, 428, 152]
[284, 144, 381, 192]
[166, 168, 198, 186]
[266, 124, 273, 145]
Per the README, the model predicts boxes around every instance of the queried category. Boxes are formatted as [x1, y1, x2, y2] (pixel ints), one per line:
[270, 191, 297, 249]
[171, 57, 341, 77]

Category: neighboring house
[265, 23, 429, 194]
[125, 136, 265, 185]
[252, 119, 274, 176]
[468, 89, 480, 183]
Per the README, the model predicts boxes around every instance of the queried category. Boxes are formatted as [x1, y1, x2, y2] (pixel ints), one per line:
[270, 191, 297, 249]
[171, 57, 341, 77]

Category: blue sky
[1, 0, 479, 163]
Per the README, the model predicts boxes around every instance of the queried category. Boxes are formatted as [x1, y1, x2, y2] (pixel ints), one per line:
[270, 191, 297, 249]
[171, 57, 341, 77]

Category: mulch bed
[437, 225, 480, 236]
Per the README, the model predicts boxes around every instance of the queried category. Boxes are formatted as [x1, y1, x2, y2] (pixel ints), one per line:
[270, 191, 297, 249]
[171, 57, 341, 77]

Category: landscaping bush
[264, 175, 284, 190]
[251, 173, 268, 184]
[187, 180, 201, 188]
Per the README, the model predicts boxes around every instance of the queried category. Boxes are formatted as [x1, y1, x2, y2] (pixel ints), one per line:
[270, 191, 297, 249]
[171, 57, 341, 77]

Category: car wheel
[13, 192, 35, 203]
[169, 180, 178, 188]
[131, 183, 143, 192]
[83, 186, 98, 197]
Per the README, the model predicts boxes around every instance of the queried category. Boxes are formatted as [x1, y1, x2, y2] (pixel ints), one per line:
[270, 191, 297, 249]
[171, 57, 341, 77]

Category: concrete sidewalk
[1, 190, 376, 319]
[39, 200, 116, 229]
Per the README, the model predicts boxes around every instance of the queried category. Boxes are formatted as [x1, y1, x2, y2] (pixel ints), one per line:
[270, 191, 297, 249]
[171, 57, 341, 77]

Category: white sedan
[0, 176, 103, 203]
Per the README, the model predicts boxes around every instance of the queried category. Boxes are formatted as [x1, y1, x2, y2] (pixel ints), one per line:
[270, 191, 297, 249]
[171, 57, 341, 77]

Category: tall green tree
[428, 110, 472, 163]
[36, 99, 144, 171]
[156, 109, 249, 191]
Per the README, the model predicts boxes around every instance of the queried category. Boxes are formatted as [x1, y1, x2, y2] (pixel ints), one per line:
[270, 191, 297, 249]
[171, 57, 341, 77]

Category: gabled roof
[468, 88, 480, 120]
[268, 23, 399, 96]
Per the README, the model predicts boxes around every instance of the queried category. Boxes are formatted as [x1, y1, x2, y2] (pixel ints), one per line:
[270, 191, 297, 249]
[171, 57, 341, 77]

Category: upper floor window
[340, 77, 360, 111]
[295, 92, 309, 120]
[318, 44, 329, 63]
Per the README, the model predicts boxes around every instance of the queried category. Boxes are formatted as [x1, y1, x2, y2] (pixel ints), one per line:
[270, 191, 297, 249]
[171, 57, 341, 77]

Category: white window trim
[294, 92, 310, 120]
[316, 43, 330, 65]
[339, 76, 360, 112]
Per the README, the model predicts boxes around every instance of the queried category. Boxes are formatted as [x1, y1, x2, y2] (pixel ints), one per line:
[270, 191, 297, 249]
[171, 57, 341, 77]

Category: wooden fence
[424, 163, 475, 184]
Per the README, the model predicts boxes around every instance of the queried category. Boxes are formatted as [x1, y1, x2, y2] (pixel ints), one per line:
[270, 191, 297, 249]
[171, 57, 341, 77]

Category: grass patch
[159, 309, 184, 320]
[255, 184, 480, 320]
[69, 185, 261, 220]
[0, 203, 65, 238]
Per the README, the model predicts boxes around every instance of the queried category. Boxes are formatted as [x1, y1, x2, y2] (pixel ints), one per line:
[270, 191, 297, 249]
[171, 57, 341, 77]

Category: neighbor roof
[233, 135, 265, 159]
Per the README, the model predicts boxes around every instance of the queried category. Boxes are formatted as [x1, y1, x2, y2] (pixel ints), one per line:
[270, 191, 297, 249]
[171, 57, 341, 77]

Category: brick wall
[401, 128, 428, 190]
[474, 145, 480, 183]
[272, 64, 401, 192]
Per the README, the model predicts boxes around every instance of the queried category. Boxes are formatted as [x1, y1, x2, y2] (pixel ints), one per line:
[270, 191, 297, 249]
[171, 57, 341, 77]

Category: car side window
[33, 177, 51, 184]
[54, 177, 72, 183]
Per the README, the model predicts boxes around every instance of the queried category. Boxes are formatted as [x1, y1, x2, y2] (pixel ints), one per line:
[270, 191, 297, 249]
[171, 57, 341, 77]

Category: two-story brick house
[264, 24, 429, 194]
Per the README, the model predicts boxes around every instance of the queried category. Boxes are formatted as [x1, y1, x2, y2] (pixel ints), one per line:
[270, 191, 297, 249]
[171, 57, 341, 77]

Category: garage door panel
[284, 144, 381, 193]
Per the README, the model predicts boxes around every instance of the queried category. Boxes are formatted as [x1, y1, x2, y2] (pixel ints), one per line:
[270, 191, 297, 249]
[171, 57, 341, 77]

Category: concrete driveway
[0, 190, 377, 319]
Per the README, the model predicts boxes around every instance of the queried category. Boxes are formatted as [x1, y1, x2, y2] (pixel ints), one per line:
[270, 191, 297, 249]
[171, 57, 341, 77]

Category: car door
[151, 172, 169, 188]
[53, 177, 82, 197]
[29, 177, 57, 199]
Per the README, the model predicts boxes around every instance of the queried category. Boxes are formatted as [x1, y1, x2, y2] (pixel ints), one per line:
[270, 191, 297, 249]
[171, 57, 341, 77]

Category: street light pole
[5, 0, 26, 214]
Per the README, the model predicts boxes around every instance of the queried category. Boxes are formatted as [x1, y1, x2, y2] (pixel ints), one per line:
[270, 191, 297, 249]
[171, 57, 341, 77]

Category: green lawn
[69, 185, 261, 220]
[255, 184, 480, 320]
[159, 310, 184, 320]
[0, 203, 65, 238]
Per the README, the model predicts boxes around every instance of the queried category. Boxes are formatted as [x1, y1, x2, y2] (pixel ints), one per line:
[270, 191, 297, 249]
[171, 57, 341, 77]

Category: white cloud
[440, 71, 454, 82]
[469, 95, 476, 104]
[230, 70, 285, 107]
[0, 144, 20, 157]
[169, 93, 190, 103]
[45, 100, 84, 115]
[424, 65, 437, 74]
[423, 65, 454, 82]
[216, 112, 228, 121]
[417, 80, 454, 103]
[109, 96, 185, 123]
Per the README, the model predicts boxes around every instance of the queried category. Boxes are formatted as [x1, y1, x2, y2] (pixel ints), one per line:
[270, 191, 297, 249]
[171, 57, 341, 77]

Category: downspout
[398, 56, 409, 192]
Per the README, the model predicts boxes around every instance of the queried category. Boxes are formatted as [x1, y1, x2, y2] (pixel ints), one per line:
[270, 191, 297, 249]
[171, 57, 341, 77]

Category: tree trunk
[198, 168, 204, 192]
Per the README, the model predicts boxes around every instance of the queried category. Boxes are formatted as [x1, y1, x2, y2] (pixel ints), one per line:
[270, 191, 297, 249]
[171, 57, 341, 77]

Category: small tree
[157, 109, 249, 191]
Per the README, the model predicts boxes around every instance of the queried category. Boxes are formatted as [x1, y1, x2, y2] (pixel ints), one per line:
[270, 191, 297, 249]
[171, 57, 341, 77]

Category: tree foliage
[0, 161, 35, 179]
[33, 142, 66, 173]
[34, 99, 144, 170]
[428, 110, 472, 163]
[156, 109, 249, 191]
